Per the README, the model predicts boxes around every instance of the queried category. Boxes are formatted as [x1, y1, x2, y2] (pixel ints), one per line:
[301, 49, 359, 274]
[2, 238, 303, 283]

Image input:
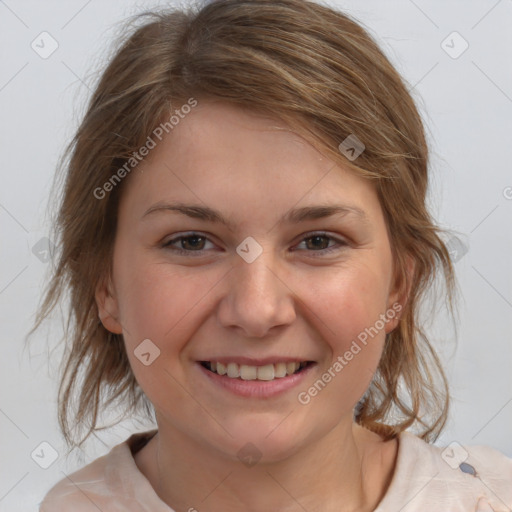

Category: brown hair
[30, 0, 456, 450]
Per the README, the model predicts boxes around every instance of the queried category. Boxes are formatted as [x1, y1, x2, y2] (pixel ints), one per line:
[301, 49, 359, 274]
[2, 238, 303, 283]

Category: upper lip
[197, 357, 314, 366]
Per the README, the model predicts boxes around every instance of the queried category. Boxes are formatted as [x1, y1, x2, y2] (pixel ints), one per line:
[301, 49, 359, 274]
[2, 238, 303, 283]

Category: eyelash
[161, 231, 347, 257]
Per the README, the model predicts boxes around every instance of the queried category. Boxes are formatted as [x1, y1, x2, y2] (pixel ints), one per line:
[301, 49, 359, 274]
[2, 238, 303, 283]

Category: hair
[30, 0, 456, 450]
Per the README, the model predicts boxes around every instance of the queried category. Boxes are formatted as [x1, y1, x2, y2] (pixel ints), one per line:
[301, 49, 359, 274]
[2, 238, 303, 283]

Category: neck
[137, 419, 395, 512]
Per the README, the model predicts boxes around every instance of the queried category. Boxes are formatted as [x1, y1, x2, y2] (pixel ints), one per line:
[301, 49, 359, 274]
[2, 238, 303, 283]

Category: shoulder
[376, 431, 512, 511]
[39, 430, 160, 512]
[39, 451, 118, 512]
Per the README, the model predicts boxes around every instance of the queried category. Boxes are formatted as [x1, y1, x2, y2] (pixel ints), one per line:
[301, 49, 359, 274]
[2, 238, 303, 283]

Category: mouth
[199, 360, 314, 381]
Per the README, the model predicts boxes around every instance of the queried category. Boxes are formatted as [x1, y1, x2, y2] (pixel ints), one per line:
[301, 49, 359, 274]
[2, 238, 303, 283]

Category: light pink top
[39, 429, 512, 511]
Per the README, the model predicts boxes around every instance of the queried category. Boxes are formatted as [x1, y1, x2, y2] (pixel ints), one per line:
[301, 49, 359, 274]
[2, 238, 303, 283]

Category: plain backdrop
[1, 0, 511, 510]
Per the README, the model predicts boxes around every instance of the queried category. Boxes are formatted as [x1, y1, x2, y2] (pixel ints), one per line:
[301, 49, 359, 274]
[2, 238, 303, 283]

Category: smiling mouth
[200, 361, 314, 381]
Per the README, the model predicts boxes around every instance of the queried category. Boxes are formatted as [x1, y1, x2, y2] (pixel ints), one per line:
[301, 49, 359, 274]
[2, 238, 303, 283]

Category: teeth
[257, 364, 274, 381]
[286, 362, 299, 375]
[274, 362, 287, 378]
[227, 362, 240, 378]
[217, 362, 227, 375]
[240, 365, 258, 380]
[205, 361, 308, 380]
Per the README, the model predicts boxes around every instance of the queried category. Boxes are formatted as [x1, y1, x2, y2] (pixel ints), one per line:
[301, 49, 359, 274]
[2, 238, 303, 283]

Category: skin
[96, 100, 411, 512]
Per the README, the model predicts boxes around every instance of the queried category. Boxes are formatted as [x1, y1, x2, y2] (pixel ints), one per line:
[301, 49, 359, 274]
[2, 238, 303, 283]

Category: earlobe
[95, 275, 123, 335]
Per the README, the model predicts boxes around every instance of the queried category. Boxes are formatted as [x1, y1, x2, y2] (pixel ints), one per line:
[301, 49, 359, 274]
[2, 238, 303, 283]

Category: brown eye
[294, 232, 347, 256]
[305, 235, 331, 250]
[162, 232, 214, 255]
[179, 235, 207, 251]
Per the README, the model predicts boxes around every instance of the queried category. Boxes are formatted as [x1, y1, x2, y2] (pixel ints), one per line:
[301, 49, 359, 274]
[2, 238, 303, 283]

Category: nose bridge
[237, 253, 280, 302]
[217, 246, 295, 337]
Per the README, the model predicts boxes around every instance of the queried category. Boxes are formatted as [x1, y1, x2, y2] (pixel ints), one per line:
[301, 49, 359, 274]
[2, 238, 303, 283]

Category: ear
[384, 254, 415, 334]
[95, 273, 123, 335]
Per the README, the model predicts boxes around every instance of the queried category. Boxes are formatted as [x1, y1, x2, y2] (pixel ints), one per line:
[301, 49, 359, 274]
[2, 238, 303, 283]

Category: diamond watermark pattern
[338, 134, 365, 161]
[446, 235, 469, 263]
[441, 441, 469, 469]
[31, 31, 59, 59]
[237, 442, 262, 467]
[134, 338, 161, 366]
[31, 237, 55, 263]
[441, 31, 469, 59]
[236, 236, 263, 263]
[31, 441, 59, 469]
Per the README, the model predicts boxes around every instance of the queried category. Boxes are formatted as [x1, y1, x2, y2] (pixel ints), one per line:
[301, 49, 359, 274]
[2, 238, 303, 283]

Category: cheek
[311, 262, 391, 346]
[116, 269, 172, 339]
[112, 254, 214, 406]
[113, 249, 220, 351]
[297, 267, 390, 412]
[289, 264, 392, 428]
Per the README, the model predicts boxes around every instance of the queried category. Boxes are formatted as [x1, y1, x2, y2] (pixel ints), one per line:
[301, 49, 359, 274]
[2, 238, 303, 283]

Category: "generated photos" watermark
[93, 97, 198, 200]
[297, 302, 402, 405]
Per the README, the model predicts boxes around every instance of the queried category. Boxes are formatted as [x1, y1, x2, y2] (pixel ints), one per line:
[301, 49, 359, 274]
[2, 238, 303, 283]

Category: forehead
[161, 100, 332, 178]
[119, 100, 383, 224]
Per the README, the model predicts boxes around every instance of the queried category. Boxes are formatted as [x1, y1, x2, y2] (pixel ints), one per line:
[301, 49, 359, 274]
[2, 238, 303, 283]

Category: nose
[216, 251, 296, 339]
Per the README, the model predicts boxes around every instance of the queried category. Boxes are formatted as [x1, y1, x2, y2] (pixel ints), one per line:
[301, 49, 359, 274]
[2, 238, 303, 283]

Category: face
[97, 100, 404, 462]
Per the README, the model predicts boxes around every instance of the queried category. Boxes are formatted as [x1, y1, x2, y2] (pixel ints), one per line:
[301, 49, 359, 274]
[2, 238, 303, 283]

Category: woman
[36, 0, 512, 510]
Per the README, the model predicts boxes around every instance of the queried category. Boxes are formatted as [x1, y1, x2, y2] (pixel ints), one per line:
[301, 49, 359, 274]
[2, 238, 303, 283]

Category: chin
[207, 413, 312, 465]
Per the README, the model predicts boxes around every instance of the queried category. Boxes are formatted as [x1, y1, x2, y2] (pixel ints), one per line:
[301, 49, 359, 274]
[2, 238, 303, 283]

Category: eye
[293, 232, 347, 255]
[162, 232, 216, 256]
[161, 231, 347, 257]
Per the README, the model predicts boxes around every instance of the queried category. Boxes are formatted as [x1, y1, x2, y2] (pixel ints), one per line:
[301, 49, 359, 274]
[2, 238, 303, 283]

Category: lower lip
[197, 363, 316, 398]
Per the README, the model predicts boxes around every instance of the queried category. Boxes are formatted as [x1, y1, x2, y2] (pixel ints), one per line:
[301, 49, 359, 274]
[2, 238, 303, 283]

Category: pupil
[183, 236, 204, 250]
[308, 235, 328, 250]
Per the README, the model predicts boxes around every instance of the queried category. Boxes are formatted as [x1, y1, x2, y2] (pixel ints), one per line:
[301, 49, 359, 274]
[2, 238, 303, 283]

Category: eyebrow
[141, 202, 369, 228]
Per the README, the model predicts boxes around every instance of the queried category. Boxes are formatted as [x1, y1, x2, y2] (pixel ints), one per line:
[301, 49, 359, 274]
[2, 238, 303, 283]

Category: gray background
[1, 0, 511, 510]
